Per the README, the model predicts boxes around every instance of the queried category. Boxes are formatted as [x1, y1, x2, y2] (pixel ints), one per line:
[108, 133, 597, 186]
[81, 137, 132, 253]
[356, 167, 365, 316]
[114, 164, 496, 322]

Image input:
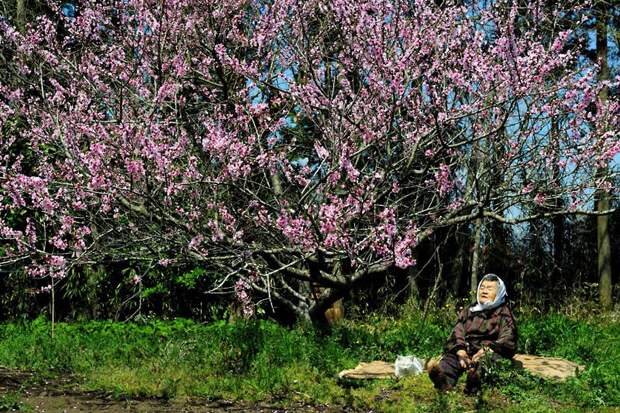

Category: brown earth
[0, 368, 361, 413]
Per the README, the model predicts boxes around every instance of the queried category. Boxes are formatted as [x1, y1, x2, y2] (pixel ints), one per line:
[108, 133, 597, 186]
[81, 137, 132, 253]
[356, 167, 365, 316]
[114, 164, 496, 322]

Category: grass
[0, 302, 618, 412]
[0, 390, 31, 412]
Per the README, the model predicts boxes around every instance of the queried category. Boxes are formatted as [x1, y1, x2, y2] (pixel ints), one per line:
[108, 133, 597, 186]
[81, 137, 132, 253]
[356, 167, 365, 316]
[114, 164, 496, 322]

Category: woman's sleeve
[490, 306, 517, 358]
[445, 308, 468, 354]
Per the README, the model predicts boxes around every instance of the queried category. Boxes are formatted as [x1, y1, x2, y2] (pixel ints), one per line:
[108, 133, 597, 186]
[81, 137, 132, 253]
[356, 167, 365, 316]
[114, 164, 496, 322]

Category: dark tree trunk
[552, 119, 565, 287]
[16, 0, 26, 30]
[470, 217, 483, 293]
[596, 6, 612, 310]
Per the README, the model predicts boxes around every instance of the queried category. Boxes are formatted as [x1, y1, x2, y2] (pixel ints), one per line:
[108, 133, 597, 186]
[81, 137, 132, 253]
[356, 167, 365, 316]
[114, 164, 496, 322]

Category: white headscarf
[470, 273, 507, 313]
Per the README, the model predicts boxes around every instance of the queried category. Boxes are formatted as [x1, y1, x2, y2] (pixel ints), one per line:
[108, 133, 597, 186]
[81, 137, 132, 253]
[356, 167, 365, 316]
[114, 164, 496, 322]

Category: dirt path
[0, 368, 360, 412]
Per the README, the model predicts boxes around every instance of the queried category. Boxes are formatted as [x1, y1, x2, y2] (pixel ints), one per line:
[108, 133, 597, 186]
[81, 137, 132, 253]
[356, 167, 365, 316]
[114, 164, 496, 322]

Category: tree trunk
[596, 7, 612, 310]
[16, 0, 26, 30]
[598, 197, 612, 309]
[553, 214, 565, 282]
[450, 229, 467, 297]
[471, 217, 483, 294]
[408, 256, 420, 301]
[551, 118, 564, 286]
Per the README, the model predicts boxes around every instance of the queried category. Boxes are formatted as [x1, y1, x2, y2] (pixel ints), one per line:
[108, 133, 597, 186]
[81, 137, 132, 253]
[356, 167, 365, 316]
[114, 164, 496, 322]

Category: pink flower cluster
[434, 164, 454, 197]
[276, 210, 317, 251]
[0, 0, 617, 293]
[234, 278, 254, 318]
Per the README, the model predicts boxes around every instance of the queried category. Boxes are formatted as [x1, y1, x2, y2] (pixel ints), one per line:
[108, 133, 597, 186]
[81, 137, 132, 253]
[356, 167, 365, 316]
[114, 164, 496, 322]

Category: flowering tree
[1, 0, 618, 321]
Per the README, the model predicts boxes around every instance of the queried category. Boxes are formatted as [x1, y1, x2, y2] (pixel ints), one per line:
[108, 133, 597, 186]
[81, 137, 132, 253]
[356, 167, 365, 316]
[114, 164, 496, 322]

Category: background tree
[0, 0, 618, 323]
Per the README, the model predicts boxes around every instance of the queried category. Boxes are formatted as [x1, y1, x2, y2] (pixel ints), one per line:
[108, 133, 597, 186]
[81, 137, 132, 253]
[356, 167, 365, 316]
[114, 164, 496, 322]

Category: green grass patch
[0, 306, 618, 411]
[0, 390, 31, 412]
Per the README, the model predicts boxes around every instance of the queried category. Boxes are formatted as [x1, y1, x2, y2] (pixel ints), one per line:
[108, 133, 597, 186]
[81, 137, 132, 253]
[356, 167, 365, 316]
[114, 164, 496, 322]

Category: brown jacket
[445, 303, 517, 358]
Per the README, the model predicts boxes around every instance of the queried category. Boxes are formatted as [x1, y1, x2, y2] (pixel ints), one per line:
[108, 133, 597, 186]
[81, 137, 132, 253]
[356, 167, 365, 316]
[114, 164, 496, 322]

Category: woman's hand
[456, 349, 470, 369]
[471, 348, 485, 363]
[472, 346, 492, 363]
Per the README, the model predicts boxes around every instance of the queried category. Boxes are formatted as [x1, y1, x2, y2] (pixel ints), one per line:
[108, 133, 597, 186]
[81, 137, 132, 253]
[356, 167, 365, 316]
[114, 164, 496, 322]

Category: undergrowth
[0, 302, 618, 412]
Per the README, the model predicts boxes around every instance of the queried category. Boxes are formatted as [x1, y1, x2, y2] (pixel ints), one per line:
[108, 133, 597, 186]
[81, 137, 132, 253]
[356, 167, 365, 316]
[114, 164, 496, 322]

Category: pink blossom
[391, 180, 400, 193]
[327, 170, 341, 185]
[394, 225, 418, 269]
[189, 234, 204, 250]
[0, 0, 617, 314]
[314, 142, 329, 160]
[534, 193, 546, 206]
[158, 258, 173, 267]
[48, 255, 66, 267]
[434, 164, 454, 197]
[51, 236, 68, 250]
[234, 278, 254, 317]
[448, 198, 464, 211]
[521, 183, 534, 194]
[276, 211, 316, 250]
[125, 159, 145, 180]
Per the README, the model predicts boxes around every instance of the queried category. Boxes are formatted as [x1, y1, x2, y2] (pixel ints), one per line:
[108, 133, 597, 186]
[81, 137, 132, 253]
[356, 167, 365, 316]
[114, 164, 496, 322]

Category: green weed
[0, 305, 617, 411]
[0, 391, 31, 412]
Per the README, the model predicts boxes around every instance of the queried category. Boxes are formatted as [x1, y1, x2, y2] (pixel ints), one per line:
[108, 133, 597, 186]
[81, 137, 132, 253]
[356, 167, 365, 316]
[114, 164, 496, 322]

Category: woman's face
[479, 280, 498, 303]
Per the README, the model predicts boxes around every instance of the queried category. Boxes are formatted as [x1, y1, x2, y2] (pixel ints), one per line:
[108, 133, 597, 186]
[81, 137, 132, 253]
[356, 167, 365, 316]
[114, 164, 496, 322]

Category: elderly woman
[428, 274, 517, 394]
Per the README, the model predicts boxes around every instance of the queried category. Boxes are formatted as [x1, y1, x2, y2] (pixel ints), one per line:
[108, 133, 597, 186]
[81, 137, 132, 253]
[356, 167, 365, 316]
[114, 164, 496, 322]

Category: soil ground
[0, 368, 358, 413]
